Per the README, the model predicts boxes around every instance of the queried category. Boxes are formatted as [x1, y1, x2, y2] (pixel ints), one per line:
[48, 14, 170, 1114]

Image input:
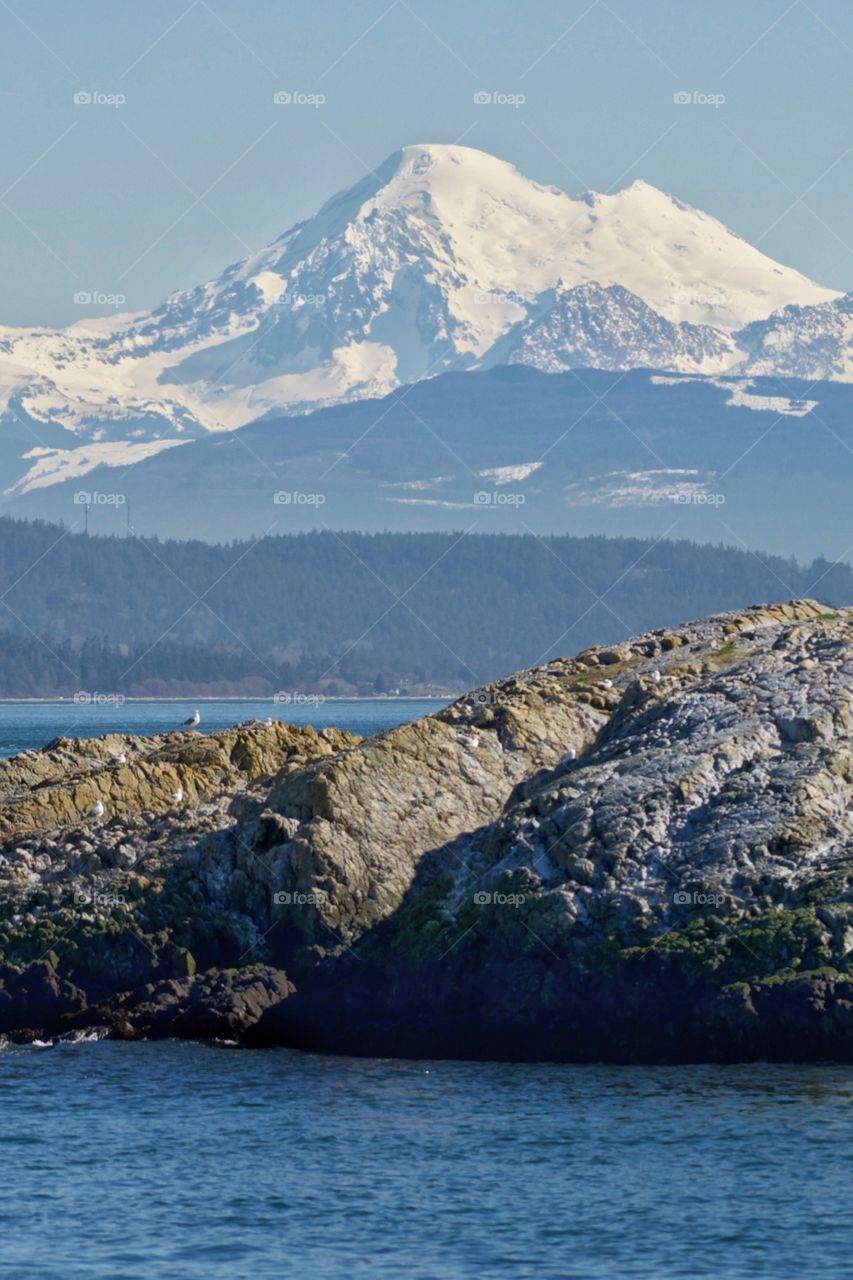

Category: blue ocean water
[0, 697, 444, 759]
[3, 703, 852, 1278]
[1, 1042, 851, 1279]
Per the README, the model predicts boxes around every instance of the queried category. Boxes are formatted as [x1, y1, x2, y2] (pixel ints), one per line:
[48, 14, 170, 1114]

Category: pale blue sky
[1, 0, 852, 325]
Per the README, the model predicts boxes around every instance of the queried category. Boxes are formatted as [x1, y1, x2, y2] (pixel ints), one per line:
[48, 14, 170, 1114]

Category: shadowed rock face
[3, 598, 853, 1060]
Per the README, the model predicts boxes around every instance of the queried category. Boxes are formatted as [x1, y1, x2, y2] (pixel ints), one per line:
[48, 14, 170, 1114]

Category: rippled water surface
[1, 1043, 852, 1279]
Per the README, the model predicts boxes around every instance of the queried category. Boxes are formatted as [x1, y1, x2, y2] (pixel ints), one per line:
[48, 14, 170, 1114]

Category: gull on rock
[171, 787, 184, 805]
[182, 709, 201, 729]
[83, 800, 105, 822]
[651, 670, 662, 685]
[601, 679, 614, 689]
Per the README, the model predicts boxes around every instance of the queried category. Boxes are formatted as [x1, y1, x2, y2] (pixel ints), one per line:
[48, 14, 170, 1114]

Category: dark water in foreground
[0, 698, 444, 759]
[1, 1041, 851, 1279]
[3, 703, 852, 1277]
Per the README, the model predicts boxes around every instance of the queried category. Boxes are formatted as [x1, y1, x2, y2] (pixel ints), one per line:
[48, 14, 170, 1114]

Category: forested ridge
[1, 518, 849, 697]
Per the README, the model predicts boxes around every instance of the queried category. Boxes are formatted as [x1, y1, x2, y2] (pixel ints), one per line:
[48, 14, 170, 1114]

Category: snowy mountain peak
[0, 143, 845, 495]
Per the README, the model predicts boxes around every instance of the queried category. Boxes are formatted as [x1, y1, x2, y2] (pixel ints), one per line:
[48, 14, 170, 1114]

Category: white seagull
[651, 670, 662, 685]
[182, 709, 200, 729]
[265, 717, 273, 727]
[559, 747, 576, 765]
[171, 786, 184, 805]
[109, 753, 127, 765]
[84, 799, 105, 822]
[601, 678, 614, 689]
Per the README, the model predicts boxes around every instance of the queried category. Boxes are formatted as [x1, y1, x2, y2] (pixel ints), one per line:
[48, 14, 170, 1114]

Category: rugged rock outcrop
[3, 598, 853, 1060]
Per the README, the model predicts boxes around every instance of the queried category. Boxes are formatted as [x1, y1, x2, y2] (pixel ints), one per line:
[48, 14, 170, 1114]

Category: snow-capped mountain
[737, 293, 853, 382]
[0, 143, 841, 495]
[500, 283, 739, 374]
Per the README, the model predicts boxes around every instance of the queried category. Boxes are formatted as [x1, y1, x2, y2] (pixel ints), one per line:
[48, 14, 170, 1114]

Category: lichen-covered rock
[4, 598, 853, 1060]
[0, 720, 357, 843]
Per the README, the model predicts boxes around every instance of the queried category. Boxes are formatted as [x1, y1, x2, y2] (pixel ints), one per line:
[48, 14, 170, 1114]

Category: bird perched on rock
[651, 670, 662, 686]
[171, 786, 183, 805]
[559, 747, 576, 765]
[265, 717, 273, 727]
[108, 752, 127, 765]
[83, 799, 105, 822]
[182, 709, 200, 729]
[601, 678, 614, 689]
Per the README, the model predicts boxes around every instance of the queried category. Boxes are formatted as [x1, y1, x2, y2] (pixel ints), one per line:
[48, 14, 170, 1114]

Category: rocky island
[2, 598, 853, 1061]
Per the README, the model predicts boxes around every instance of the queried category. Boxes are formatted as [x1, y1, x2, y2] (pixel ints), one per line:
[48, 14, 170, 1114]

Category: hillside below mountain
[5, 365, 853, 561]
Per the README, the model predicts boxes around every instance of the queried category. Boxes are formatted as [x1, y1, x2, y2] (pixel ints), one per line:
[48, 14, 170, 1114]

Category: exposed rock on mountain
[503, 283, 738, 374]
[738, 292, 853, 382]
[3, 599, 853, 1060]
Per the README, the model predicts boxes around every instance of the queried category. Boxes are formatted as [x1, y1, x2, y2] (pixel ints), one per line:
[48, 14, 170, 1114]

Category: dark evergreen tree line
[0, 518, 848, 696]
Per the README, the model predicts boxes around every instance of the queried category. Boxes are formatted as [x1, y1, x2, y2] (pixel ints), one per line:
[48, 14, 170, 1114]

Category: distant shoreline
[0, 695, 454, 705]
